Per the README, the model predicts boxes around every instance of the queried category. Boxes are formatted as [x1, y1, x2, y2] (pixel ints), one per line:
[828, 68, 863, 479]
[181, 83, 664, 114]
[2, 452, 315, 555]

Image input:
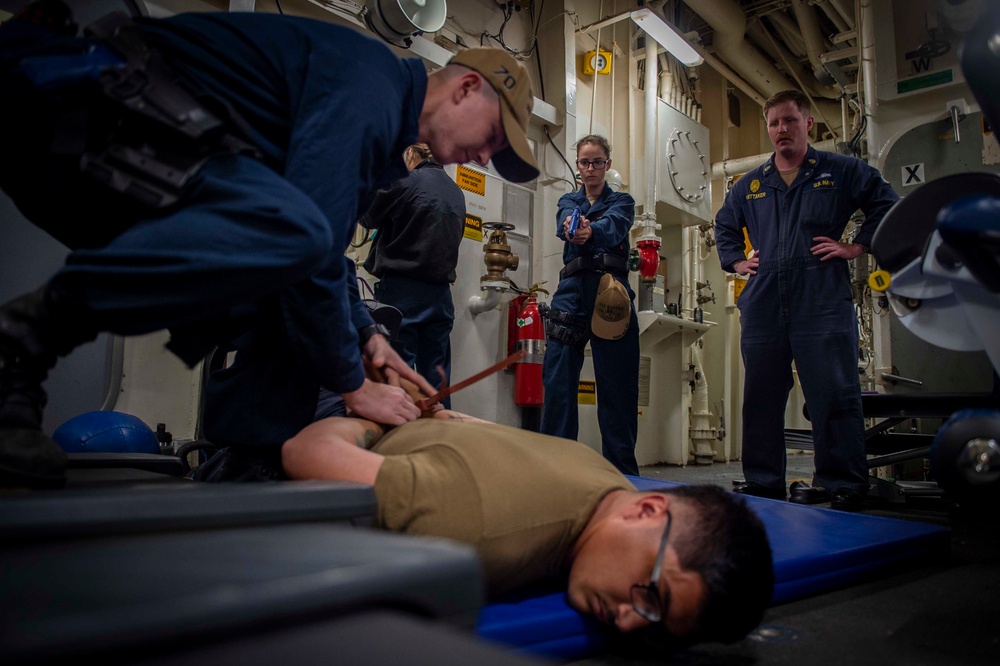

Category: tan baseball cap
[448, 48, 540, 183]
[591, 273, 631, 340]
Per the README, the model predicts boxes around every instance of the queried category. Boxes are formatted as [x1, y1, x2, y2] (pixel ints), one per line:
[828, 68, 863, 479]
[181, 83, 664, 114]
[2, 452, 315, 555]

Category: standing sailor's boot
[0, 286, 97, 489]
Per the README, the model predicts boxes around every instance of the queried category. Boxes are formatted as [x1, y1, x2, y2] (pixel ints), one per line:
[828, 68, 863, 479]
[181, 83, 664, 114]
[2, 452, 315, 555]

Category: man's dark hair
[763, 89, 810, 119]
[663, 484, 774, 644]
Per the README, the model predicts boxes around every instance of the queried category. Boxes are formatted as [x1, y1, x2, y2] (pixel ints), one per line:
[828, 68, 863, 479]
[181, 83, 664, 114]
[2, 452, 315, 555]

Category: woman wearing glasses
[540, 135, 641, 476]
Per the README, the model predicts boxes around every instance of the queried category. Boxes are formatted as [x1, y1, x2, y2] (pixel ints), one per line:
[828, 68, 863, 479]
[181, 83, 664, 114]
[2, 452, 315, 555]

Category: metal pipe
[644, 33, 657, 217]
[468, 288, 502, 315]
[589, 0, 603, 135]
[683, 0, 842, 124]
[791, 0, 830, 78]
[816, 0, 850, 34]
[881, 372, 924, 387]
[859, 0, 882, 160]
[689, 41, 766, 107]
[99, 335, 126, 411]
[830, 0, 856, 29]
[842, 95, 849, 144]
[711, 138, 838, 178]
[754, 18, 842, 131]
[767, 10, 808, 56]
[867, 446, 933, 469]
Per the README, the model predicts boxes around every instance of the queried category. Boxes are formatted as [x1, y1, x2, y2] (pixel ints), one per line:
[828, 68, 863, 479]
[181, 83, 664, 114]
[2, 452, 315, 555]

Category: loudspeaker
[363, 0, 447, 47]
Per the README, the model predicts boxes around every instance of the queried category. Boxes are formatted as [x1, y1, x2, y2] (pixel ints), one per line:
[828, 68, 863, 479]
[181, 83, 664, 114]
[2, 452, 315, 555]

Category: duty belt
[559, 254, 628, 280]
[544, 309, 587, 328]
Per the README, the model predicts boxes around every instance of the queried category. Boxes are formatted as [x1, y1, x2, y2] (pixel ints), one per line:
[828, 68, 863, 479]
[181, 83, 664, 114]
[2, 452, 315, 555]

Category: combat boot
[0, 286, 96, 489]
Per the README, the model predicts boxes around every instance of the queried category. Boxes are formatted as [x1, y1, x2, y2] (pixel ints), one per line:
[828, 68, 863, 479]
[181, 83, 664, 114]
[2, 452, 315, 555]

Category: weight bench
[476, 477, 951, 661]
[788, 392, 1000, 502]
[0, 523, 492, 665]
[790, 392, 999, 456]
[0, 479, 378, 541]
[0, 480, 546, 665]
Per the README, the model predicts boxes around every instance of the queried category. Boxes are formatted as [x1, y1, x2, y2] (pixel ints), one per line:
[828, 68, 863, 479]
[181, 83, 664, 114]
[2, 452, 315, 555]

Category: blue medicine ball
[52, 411, 160, 454]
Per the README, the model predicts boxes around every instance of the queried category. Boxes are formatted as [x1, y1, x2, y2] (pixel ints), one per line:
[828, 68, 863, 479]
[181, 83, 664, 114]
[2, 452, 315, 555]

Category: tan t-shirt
[373, 419, 634, 596]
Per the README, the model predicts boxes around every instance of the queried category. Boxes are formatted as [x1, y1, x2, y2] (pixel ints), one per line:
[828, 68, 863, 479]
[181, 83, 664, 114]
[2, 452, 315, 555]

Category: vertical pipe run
[859, 0, 880, 157]
[589, 0, 604, 135]
[644, 34, 657, 216]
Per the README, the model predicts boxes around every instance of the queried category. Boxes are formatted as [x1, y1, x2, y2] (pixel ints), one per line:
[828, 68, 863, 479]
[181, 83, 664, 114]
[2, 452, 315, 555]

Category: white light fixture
[606, 169, 624, 192]
[630, 8, 703, 67]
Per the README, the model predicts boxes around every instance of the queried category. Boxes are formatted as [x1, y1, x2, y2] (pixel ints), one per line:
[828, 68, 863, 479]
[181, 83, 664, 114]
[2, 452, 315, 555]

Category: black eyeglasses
[576, 159, 609, 170]
[630, 510, 672, 623]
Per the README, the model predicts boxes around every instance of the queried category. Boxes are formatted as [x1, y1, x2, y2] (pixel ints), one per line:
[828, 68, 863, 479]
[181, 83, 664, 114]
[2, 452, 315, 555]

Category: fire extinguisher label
[517, 316, 534, 326]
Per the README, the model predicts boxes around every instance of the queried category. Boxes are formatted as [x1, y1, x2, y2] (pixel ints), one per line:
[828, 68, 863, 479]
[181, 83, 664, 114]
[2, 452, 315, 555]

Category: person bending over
[282, 412, 774, 645]
[0, 2, 538, 487]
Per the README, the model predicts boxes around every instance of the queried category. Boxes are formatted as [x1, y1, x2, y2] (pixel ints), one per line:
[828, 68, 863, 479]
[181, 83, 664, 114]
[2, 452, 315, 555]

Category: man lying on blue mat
[283, 410, 773, 645]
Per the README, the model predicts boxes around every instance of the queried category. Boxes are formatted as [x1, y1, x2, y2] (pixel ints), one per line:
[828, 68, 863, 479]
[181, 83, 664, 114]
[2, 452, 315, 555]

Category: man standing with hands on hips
[0, 3, 539, 487]
[714, 90, 898, 511]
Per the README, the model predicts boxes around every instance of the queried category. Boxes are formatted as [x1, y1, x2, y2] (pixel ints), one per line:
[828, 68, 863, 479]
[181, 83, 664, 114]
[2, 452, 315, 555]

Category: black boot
[0, 286, 96, 489]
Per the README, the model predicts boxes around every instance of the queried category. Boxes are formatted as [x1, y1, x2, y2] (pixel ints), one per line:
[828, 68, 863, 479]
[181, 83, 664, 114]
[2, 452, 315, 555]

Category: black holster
[79, 12, 260, 208]
[543, 309, 588, 353]
[8, 4, 260, 212]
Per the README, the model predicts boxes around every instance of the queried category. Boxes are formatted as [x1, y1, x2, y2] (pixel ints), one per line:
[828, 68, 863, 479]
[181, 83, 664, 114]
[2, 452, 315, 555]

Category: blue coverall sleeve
[714, 183, 749, 272]
[587, 193, 635, 247]
[276, 44, 417, 394]
[848, 163, 900, 248]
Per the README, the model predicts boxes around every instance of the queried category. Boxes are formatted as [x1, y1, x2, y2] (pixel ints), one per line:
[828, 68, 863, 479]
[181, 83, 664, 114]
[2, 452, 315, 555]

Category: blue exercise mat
[476, 477, 951, 660]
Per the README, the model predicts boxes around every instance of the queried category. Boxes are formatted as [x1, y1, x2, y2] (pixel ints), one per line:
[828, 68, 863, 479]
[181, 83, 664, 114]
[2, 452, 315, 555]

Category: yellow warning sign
[457, 165, 486, 196]
[464, 214, 483, 242]
[577, 380, 596, 405]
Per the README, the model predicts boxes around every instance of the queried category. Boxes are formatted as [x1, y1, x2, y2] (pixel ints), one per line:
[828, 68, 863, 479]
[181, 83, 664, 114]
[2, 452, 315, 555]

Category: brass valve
[482, 222, 519, 284]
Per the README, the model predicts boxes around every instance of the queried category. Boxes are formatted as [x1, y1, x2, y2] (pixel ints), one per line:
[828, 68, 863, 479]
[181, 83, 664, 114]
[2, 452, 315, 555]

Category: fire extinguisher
[512, 283, 548, 407]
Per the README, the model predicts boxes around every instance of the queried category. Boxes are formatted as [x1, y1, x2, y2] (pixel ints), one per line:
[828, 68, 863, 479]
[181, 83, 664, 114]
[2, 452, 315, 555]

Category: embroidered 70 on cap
[448, 48, 540, 183]
[591, 273, 630, 340]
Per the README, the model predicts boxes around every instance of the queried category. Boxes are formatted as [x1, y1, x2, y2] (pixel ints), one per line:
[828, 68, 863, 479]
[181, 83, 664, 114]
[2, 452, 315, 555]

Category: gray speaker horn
[363, 0, 447, 47]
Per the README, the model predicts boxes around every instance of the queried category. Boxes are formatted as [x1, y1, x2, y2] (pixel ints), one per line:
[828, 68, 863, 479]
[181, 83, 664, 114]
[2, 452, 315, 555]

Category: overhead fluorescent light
[630, 8, 703, 67]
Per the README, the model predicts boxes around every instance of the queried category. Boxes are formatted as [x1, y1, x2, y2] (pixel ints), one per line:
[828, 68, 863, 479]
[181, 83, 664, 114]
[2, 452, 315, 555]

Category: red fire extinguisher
[512, 283, 548, 407]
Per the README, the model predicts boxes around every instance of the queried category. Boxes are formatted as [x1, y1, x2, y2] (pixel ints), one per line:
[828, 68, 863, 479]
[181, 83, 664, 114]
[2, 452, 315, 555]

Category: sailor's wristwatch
[358, 323, 391, 346]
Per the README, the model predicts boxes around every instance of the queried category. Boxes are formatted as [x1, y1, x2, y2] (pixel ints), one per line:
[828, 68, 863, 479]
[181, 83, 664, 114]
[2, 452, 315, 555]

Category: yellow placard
[732, 275, 748, 304]
[742, 228, 754, 257]
[456, 165, 486, 196]
[577, 380, 597, 405]
[464, 214, 483, 242]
